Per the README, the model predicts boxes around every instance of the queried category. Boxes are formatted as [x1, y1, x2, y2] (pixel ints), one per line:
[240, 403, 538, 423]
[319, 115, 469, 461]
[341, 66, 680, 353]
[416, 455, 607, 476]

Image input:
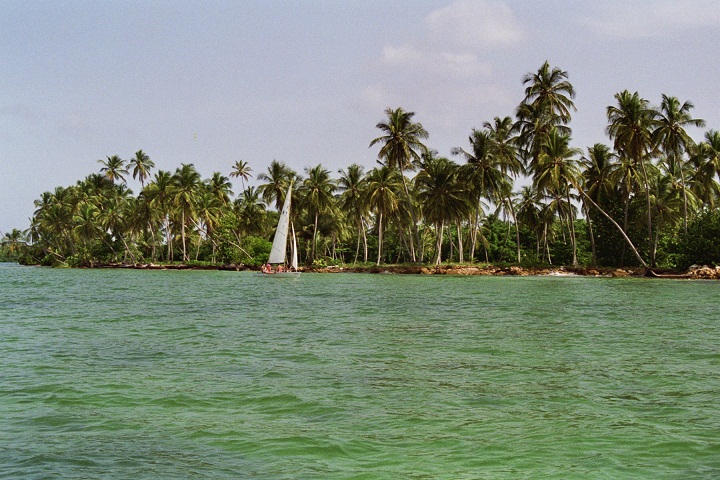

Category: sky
[2, 0, 720, 235]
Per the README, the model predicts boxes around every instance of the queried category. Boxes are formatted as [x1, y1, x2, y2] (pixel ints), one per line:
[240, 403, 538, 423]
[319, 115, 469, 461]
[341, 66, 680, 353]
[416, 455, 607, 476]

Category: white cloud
[362, 0, 523, 149]
[425, 0, 524, 49]
[579, 0, 720, 38]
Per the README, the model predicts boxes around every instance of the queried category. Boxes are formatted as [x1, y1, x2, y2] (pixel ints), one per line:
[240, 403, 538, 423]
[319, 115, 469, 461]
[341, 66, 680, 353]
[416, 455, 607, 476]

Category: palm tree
[652, 95, 705, 234]
[484, 116, 524, 262]
[258, 160, 295, 211]
[415, 156, 470, 265]
[369, 107, 429, 262]
[689, 130, 720, 209]
[98, 155, 129, 184]
[299, 164, 336, 262]
[580, 144, 619, 265]
[234, 186, 268, 237]
[1, 228, 27, 258]
[338, 164, 369, 264]
[129, 150, 155, 189]
[172, 163, 202, 262]
[206, 172, 233, 207]
[452, 128, 517, 261]
[516, 61, 576, 170]
[534, 128, 582, 266]
[365, 166, 402, 266]
[72, 202, 101, 261]
[230, 159, 253, 191]
[607, 90, 657, 265]
[515, 185, 544, 260]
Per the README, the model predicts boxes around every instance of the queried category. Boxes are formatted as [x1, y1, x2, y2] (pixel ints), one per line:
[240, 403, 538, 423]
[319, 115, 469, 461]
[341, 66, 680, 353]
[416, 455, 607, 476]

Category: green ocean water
[1, 262, 719, 479]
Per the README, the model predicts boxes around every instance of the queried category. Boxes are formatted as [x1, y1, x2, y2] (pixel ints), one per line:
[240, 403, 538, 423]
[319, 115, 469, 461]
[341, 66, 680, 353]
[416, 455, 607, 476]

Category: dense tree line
[6, 62, 720, 269]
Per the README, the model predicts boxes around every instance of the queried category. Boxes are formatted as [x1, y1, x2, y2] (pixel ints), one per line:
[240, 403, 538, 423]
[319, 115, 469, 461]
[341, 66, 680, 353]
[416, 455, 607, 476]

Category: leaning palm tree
[98, 155, 129, 184]
[607, 90, 657, 265]
[369, 107, 429, 262]
[229, 159, 253, 191]
[365, 166, 402, 266]
[652, 95, 705, 234]
[129, 150, 155, 189]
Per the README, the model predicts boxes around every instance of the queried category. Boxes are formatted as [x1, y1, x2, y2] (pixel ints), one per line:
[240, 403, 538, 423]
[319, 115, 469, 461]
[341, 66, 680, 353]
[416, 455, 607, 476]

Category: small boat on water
[262, 183, 300, 276]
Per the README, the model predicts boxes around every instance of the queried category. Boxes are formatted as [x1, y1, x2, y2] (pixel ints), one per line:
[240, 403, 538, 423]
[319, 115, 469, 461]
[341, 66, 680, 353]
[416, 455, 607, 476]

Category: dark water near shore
[1, 263, 719, 479]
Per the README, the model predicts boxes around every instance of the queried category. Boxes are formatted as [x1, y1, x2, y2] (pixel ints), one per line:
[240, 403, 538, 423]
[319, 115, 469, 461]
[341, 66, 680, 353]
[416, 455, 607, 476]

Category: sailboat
[263, 183, 300, 275]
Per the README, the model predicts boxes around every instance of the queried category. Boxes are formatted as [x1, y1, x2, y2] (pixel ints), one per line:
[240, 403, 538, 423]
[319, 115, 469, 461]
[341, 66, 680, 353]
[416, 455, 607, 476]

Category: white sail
[268, 184, 292, 264]
[291, 222, 299, 271]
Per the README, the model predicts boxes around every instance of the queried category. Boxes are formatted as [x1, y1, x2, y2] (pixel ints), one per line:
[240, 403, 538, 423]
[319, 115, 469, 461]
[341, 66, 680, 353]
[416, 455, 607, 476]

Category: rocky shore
[83, 262, 720, 279]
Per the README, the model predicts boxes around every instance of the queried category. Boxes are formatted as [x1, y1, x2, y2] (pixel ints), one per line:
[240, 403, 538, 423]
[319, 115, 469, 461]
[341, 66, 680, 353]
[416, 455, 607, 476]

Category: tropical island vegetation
[3, 62, 720, 273]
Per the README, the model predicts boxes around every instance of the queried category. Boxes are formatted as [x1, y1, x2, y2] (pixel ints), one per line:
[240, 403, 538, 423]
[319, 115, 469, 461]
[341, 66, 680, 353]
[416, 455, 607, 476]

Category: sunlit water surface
[1, 263, 719, 479]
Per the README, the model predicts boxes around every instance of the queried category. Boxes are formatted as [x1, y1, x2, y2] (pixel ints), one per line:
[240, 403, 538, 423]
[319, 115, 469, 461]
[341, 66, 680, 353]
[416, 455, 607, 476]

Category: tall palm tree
[369, 107, 429, 262]
[299, 164, 336, 261]
[338, 164, 369, 264]
[689, 130, 720, 209]
[129, 150, 155, 189]
[172, 163, 202, 262]
[365, 166, 402, 266]
[652, 95, 705, 234]
[258, 160, 295, 211]
[206, 172, 233, 207]
[580, 144, 617, 265]
[230, 159, 253, 191]
[516, 61, 576, 170]
[453, 128, 516, 261]
[1, 228, 27, 258]
[234, 186, 268, 237]
[415, 156, 470, 265]
[607, 90, 657, 265]
[534, 128, 582, 265]
[515, 185, 544, 260]
[98, 155, 129, 184]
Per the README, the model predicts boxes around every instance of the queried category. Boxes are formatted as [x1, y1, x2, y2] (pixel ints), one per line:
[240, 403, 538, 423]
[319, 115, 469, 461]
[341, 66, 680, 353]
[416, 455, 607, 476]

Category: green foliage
[670, 210, 720, 268]
[239, 236, 272, 267]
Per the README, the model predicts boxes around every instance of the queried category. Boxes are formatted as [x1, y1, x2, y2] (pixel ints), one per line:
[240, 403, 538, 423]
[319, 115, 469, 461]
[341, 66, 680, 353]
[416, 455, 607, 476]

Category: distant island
[3, 62, 719, 273]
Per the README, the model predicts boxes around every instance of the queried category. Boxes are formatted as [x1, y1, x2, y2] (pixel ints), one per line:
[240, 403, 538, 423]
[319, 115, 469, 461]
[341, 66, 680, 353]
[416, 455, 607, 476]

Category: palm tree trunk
[399, 175, 417, 262]
[435, 220, 444, 265]
[181, 210, 187, 262]
[376, 212, 383, 266]
[456, 221, 464, 264]
[583, 201, 597, 266]
[506, 196, 521, 264]
[621, 192, 630, 266]
[312, 212, 319, 261]
[639, 161, 655, 266]
[362, 218, 368, 263]
[469, 207, 480, 262]
[566, 190, 578, 266]
[354, 221, 361, 265]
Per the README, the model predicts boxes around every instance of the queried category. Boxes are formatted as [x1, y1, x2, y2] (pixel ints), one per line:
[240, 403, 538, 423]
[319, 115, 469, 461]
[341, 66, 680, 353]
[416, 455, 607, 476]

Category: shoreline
[59, 262, 720, 279]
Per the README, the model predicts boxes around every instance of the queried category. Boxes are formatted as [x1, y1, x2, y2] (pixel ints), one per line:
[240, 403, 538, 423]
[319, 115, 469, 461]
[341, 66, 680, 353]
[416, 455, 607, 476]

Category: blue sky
[2, 0, 719, 234]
